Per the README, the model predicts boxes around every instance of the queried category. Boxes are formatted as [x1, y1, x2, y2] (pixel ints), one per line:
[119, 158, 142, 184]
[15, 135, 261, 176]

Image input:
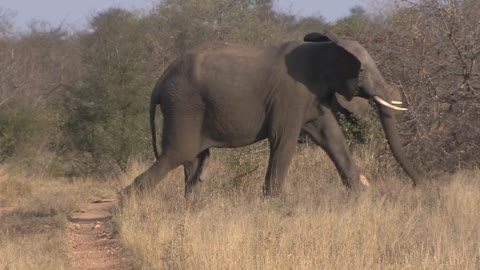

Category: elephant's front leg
[263, 134, 298, 196]
[303, 106, 367, 189]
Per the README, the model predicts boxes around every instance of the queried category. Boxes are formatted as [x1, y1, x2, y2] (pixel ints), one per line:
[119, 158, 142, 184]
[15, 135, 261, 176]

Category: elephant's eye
[358, 68, 366, 81]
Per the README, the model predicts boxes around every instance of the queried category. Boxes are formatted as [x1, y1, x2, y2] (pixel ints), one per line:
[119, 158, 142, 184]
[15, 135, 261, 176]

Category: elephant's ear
[334, 93, 370, 120]
[305, 30, 362, 67]
[305, 30, 362, 98]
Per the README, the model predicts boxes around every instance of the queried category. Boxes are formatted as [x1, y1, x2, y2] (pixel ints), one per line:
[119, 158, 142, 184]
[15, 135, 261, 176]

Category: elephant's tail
[150, 97, 160, 160]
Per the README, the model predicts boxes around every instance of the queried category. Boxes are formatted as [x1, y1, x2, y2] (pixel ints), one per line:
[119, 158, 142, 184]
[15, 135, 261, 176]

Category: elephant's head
[304, 31, 406, 111]
[304, 31, 421, 186]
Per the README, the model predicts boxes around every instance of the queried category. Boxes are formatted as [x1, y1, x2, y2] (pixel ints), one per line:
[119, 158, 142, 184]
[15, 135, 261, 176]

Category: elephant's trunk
[376, 104, 420, 186]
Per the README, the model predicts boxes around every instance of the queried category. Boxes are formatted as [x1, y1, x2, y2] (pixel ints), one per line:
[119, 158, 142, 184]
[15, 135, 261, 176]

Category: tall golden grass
[117, 146, 480, 269]
[1, 145, 479, 269]
[0, 166, 116, 270]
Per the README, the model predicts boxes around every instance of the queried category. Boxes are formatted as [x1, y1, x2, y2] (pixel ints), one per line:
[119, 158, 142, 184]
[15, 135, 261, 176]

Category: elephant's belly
[202, 109, 267, 148]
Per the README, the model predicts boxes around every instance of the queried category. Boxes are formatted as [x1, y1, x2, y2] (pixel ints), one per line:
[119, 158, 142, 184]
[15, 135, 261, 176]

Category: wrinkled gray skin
[298, 93, 370, 143]
[122, 30, 420, 197]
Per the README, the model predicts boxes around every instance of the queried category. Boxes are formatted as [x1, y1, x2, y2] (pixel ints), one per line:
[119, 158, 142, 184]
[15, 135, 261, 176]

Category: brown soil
[68, 198, 131, 270]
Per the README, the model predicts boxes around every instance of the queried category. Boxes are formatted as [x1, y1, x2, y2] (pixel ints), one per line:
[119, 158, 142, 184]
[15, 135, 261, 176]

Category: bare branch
[0, 94, 13, 108]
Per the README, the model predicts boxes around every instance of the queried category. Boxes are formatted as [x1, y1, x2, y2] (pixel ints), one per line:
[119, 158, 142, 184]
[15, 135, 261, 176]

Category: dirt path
[68, 198, 131, 270]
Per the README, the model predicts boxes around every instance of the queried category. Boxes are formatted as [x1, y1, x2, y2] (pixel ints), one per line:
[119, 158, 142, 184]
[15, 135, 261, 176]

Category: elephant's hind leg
[184, 149, 210, 196]
[263, 134, 299, 196]
[122, 154, 177, 196]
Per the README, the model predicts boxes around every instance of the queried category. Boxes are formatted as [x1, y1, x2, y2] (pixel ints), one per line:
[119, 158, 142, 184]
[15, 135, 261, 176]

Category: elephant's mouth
[373, 96, 407, 111]
[356, 87, 406, 111]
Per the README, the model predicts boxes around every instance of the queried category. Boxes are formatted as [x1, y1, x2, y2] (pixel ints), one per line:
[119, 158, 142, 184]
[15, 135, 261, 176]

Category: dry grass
[1, 145, 479, 269]
[0, 166, 117, 270]
[117, 145, 480, 269]
[0, 212, 70, 270]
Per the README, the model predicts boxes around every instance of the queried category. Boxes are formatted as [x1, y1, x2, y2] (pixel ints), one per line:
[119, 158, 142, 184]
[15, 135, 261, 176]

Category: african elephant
[122, 30, 420, 197]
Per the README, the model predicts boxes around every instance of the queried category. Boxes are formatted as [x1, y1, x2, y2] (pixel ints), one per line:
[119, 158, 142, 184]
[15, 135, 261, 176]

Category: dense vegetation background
[0, 0, 479, 177]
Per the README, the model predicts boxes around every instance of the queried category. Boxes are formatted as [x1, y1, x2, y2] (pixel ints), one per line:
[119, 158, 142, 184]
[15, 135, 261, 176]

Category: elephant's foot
[117, 186, 132, 207]
[118, 182, 143, 206]
[262, 184, 282, 197]
[184, 180, 203, 198]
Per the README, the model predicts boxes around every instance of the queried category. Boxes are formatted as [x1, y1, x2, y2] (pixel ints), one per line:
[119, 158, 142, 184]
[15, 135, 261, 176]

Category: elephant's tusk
[374, 96, 407, 111]
[391, 100, 403, 105]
